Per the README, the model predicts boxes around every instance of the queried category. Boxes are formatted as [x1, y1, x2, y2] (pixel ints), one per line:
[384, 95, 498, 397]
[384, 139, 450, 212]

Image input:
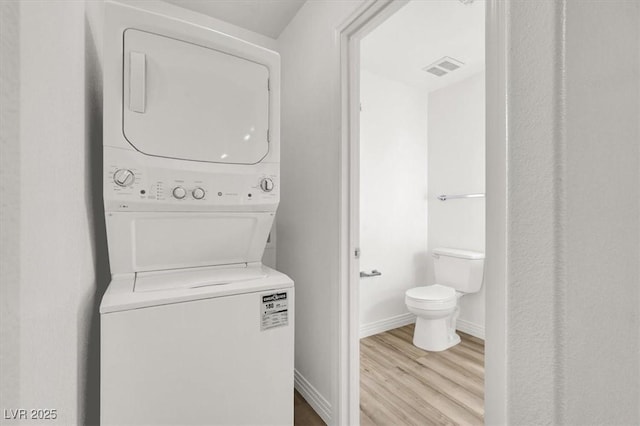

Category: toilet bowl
[406, 284, 460, 351]
[405, 248, 484, 351]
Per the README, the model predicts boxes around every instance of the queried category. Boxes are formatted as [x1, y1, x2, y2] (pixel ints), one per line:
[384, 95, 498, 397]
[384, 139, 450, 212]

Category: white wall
[163, 0, 303, 40]
[358, 69, 429, 336]
[0, 2, 103, 424]
[427, 72, 485, 337]
[0, 0, 21, 414]
[0, 2, 278, 424]
[562, 0, 639, 423]
[485, 1, 640, 424]
[276, 1, 364, 423]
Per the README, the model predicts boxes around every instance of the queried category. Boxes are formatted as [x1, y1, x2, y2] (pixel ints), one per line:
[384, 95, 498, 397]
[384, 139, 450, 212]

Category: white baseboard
[456, 318, 485, 340]
[294, 369, 332, 425]
[359, 312, 416, 338]
[359, 312, 484, 341]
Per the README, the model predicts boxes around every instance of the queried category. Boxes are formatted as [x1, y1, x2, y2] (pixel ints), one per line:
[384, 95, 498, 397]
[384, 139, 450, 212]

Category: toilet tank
[433, 248, 485, 293]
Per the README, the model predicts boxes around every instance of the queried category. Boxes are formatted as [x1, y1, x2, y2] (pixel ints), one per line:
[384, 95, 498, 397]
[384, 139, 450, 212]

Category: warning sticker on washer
[261, 292, 288, 331]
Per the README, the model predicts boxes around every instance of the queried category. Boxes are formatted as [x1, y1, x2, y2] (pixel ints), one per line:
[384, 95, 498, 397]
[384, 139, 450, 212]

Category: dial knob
[260, 178, 274, 192]
[172, 186, 187, 199]
[113, 169, 135, 187]
[192, 187, 205, 200]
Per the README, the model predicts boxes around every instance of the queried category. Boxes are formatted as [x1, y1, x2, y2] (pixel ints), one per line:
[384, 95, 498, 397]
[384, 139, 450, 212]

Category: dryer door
[123, 29, 270, 165]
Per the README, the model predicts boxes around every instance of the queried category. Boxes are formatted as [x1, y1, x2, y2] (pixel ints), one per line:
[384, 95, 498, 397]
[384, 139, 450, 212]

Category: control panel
[104, 149, 279, 212]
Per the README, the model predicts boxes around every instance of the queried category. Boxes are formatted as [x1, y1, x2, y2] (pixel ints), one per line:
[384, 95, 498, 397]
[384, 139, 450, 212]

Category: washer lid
[406, 284, 456, 302]
[100, 264, 293, 314]
[134, 263, 267, 293]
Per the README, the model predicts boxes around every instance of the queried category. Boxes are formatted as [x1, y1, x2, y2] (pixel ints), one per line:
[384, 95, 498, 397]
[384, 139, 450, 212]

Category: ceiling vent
[422, 56, 464, 77]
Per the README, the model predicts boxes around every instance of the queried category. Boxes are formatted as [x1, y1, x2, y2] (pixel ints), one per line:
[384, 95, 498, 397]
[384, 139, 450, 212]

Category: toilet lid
[406, 284, 456, 302]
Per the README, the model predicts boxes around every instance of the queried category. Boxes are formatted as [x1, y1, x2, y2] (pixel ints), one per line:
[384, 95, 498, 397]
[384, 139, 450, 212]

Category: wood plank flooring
[360, 324, 484, 426]
[294, 324, 485, 426]
[294, 390, 325, 426]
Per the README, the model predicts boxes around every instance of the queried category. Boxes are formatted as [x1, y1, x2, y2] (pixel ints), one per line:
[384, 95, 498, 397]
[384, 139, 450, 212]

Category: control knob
[113, 169, 135, 187]
[172, 186, 187, 199]
[192, 187, 205, 200]
[260, 178, 274, 192]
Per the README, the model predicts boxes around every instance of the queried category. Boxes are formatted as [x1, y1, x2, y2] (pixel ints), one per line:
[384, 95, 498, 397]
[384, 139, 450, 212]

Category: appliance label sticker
[261, 292, 288, 331]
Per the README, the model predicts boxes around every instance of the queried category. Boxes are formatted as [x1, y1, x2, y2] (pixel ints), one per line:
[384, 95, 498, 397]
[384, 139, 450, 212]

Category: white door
[123, 29, 270, 165]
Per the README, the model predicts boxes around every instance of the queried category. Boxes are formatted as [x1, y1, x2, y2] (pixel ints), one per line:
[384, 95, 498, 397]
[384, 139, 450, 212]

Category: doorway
[338, 0, 507, 424]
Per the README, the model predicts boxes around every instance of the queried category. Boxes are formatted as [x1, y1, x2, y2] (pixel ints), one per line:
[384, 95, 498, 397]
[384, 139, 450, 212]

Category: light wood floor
[360, 324, 484, 426]
[294, 324, 485, 426]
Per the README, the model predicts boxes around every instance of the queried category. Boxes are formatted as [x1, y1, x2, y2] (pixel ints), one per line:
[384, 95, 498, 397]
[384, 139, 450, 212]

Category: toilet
[405, 248, 484, 351]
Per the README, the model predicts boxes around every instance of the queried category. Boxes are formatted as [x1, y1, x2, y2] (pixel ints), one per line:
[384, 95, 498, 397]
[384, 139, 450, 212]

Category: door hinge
[354, 248, 361, 259]
[267, 129, 270, 143]
[267, 79, 270, 91]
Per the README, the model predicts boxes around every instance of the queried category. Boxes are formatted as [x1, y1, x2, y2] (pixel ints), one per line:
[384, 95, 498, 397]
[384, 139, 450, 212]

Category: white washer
[101, 265, 293, 425]
[100, 2, 291, 424]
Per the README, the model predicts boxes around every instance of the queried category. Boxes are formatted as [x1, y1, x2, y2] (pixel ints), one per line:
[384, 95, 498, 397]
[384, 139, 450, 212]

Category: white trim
[358, 312, 485, 341]
[484, 0, 509, 423]
[294, 369, 332, 425]
[337, 2, 408, 425]
[359, 313, 416, 339]
[456, 319, 485, 340]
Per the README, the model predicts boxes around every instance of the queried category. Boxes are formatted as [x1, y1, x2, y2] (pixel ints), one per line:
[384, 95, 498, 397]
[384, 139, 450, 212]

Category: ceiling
[361, 0, 485, 92]
[164, 0, 306, 39]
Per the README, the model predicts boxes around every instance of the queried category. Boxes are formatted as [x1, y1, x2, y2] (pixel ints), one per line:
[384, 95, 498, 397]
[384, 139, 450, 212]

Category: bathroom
[358, 0, 486, 423]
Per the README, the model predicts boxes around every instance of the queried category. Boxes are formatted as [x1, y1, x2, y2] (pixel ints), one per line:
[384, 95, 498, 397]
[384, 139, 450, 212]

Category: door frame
[336, 0, 509, 424]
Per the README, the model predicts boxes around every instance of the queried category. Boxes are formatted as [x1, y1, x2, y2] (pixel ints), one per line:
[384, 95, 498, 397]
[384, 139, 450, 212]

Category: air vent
[426, 67, 447, 77]
[438, 60, 461, 71]
[422, 56, 464, 77]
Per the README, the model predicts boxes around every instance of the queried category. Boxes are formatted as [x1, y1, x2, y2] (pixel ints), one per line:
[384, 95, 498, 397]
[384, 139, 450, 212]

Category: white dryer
[99, 2, 293, 425]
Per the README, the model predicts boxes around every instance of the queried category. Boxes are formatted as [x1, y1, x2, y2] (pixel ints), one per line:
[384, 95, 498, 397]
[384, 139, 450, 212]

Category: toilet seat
[405, 284, 457, 310]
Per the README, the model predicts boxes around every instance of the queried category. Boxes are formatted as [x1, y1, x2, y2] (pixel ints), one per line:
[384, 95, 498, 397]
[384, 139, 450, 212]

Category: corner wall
[497, 0, 640, 423]
[427, 72, 485, 337]
[501, 1, 565, 422]
[276, 1, 364, 423]
[0, 2, 104, 424]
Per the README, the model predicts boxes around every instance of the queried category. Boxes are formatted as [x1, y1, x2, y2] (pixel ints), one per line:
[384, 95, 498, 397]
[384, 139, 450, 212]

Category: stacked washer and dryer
[99, 2, 293, 425]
